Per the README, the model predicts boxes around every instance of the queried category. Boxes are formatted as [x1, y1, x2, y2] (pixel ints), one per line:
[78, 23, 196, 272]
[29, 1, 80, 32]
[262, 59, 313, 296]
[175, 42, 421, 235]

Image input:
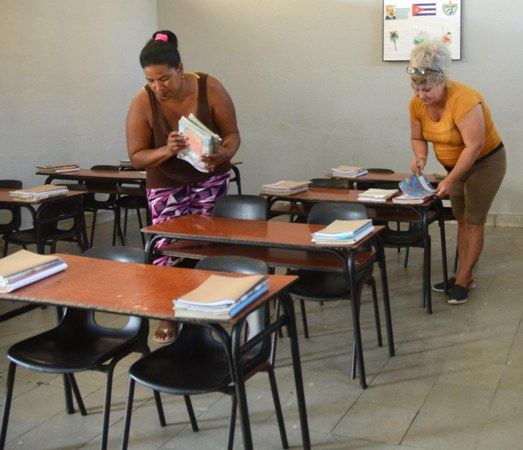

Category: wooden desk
[0, 254, 308, 450]
[327, 171, 441, 185]
[264, 187, 449, 314]
[142, 216, 394, 390]
[36, 168, 146, 184]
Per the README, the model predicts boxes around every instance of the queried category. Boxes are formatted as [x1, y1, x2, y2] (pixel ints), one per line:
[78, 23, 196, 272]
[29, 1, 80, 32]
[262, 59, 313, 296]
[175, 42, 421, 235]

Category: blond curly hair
[409, 39, 451, 85]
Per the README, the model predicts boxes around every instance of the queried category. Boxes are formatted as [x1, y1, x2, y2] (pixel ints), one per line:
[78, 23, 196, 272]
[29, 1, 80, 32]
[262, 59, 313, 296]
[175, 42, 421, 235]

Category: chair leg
[121, 378, 135, 450]
[90, 210, 98, 248]
[403, 247, 410, 268]
[351, 338, 358, 380]
[2, 241, 8, 257]
[153, 390, 166, 426]
[123, 209, 129, 236]
[369, 279, 383, 347]
[183, 395, 199, 432]
[227, 394, 237, 450]
[68, 374, 88, 416]
[136, 209, 146, 248]
[267, 366, 289, 449]
[100, 367, 115, 450]
[0, 362, 17, 449]
[63, 374, 76, 414]
[299, 299, 309, 339]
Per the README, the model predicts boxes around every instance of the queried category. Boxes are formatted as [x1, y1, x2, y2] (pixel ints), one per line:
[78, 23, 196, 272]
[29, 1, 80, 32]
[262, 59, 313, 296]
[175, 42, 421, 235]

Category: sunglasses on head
[406, 64, 442, 75]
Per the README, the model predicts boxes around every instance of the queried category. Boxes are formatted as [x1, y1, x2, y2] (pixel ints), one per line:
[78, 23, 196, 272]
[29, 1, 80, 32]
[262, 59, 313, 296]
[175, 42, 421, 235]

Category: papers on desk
[331, 165, 368, 178]
[36, 164, 79, 173]
[9, 184, 69, 201]
[177, 113, 222, 173]
[0, 250, 67, 293]
[260, 180, 310, 195]
[357, 188, 398, 203]
[393, 173, 435, 204]
[311, 219, 374, 246]
[174, 274, 269, 319]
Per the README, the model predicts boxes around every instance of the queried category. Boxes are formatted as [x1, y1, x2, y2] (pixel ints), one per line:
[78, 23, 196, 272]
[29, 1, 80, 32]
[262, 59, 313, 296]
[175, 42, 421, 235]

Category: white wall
[157, 0, 523, 222]
[0, 0, 157, 187]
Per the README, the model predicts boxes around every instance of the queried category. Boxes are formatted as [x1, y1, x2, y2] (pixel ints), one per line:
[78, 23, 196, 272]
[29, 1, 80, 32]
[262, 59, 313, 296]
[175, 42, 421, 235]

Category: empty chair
[82, 246, 145, 264]
[229, 162, 243, 194]
[309, 177, 350, 189]
[2, 196, 86, 255]
[213, 194, 268, 220]
[121, 256, 288, 450]
[0, 180, 23, 248]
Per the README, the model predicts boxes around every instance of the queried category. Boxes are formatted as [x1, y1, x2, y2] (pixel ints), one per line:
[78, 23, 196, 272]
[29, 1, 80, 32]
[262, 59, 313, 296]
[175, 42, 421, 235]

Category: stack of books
[393, 174, 436, 204]
[0, 250, 67, 293]
[260, 180, 310, 195]
[9, 184, 69, 202]
[173, 274, 269, 319]
[311, 219, 374, 246]
[178, 113, 222, 173]
[331, 165, 368, 178]
[357, 188, 399, 203]
[36, 164, 79, 174]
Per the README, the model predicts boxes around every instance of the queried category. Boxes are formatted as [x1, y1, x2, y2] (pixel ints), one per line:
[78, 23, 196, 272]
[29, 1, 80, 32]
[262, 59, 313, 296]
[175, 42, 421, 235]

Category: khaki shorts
[450, 148, 506, 225]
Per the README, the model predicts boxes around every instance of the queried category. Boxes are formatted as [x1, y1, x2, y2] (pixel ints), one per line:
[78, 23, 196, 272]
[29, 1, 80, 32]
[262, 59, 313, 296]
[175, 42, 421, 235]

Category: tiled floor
[0, 214, 522, 449]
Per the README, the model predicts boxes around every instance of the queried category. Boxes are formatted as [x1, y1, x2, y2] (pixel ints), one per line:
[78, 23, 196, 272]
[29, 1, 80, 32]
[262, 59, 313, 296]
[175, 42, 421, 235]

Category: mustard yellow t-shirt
[409, 81, 501, 167]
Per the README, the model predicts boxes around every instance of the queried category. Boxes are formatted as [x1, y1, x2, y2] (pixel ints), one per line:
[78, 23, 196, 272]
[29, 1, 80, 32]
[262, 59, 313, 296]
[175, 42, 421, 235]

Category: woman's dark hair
[139, 30, 181, 68]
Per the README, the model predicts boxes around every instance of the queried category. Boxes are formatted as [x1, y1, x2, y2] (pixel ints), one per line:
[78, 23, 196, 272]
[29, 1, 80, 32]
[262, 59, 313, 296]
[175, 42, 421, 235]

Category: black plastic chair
[83, 165, 124, 248]
[0, 180, 23, 248]
[309, 177, 350, 189]
[121, 256, 287, 449]
[82, 246, 145, 264]
[287, 202, 388, 376]
[230, 162, 243, 194]
[2, 196, 86, 255]
[0, 308, 150, 450]
[213, 194, 268, 221]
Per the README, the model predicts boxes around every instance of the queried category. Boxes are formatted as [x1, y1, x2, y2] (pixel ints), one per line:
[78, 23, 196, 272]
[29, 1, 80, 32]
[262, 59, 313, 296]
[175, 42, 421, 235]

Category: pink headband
[155, 33, 168, 42]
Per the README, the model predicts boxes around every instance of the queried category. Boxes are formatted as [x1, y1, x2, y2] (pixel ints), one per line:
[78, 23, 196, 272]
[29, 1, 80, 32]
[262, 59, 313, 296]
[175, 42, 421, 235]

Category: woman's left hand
[201, 148, 231, 172]
[435, 177, 455, 198]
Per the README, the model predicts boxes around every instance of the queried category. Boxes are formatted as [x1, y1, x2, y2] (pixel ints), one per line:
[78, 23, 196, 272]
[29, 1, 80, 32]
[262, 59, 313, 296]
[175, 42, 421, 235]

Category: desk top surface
[0, 254, 296, 324]
[142, 215, 383, 250]
[36, 169, 146, 182]
[0, 188, 85, 205]
[327, 172, 441, 184]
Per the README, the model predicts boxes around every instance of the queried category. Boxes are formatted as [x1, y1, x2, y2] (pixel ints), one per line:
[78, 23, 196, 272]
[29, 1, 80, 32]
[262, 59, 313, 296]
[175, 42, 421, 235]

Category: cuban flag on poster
[412, 3, 437, 16]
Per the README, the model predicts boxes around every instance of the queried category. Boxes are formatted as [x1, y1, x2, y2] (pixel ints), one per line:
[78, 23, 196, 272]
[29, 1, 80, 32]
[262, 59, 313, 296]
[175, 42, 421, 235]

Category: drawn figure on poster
[389, 31, 399, 51]
[442, 32, 453, 45]
[385, 5, 396, 20]
[413, 31, 429, 46]
[442, 1, 459, 16]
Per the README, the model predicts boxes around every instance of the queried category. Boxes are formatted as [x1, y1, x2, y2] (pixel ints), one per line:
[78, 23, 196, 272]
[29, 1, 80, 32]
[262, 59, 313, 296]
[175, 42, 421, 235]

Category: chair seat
[6, 228, 78, 245]
[380, 228, 423, 246]
[82, 246, 144, 263]
[116, 195, 146, 209]
[7, 330, 140, 373]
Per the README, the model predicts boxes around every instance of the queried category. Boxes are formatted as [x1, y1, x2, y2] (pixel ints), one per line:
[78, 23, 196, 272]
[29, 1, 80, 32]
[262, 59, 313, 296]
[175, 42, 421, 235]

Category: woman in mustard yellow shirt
[408, 40, 506, 305]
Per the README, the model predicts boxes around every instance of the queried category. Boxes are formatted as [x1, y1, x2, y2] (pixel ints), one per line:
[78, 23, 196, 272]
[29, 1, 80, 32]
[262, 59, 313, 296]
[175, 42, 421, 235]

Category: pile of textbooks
[331, 165, 368, 178]
[357, 188, 398, 203]
[311, 219, 374, 246]
[173, 274, 269, 320]
[36, 164, 79, 174]
[178, 113, 222, 173]
[0, 250, 67, 293]
[260, 180, 310, 195]
[9, 184, 69, 202]
[393, 174, 436, 204]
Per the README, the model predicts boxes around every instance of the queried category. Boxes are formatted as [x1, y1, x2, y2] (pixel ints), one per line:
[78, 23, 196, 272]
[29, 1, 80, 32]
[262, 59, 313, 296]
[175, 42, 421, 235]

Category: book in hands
[331, 165, 368, 178]
[36, 164, 80, 173]
[9, 184, 69, 201]
[260, 180, 310, 195]
[177, 113, 222, 173]
[357, 188, 399, 203]
[394, 173, 436, 204]
[173, 274, 269, 319]
[311, 219, 374, 246]
[0, 250, 67, 293]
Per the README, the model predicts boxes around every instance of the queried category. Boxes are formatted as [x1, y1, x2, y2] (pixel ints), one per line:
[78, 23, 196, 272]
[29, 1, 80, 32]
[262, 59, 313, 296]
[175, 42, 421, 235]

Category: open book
[311, 219, 374, 245]
[393, 174, 436, 204]
[9, 184, 69, 201]
[0, 250, 67, 293]
[173, 274, 269, 319]
[177, 113, 222, 173]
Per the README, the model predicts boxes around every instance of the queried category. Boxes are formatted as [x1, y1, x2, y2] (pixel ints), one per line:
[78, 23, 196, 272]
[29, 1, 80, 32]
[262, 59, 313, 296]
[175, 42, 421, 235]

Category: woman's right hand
[410, 156, 426, 174]
[166, 131, 189, 156]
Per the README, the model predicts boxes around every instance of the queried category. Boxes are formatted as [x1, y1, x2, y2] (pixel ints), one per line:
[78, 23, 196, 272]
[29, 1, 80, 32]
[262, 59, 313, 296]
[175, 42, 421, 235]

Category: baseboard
[488, 213, 523, 228]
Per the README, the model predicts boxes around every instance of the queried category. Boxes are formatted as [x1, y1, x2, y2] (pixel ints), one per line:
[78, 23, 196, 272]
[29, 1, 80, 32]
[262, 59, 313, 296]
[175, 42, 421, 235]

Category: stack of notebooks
[357, 188, 398, 203]
[331, 165, 368, 178]
[393, 174, 436, 204]
[173, 274, 269, 319]
[178, 113, 222, 173]
[36, 164, 79, 174]
[260, 180, 310, 195]
[311, 219, 374, 245]
[9, 184, 69, 201]
[0, 250, 67, 293]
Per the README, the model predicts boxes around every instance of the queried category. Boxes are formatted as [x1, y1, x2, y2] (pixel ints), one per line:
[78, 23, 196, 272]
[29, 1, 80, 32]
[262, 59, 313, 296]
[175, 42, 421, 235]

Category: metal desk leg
[280, 292, 311, 450]
[421, 208, 432, 314]
[437, 201, 449, 295]
[375, 237, 395, 357]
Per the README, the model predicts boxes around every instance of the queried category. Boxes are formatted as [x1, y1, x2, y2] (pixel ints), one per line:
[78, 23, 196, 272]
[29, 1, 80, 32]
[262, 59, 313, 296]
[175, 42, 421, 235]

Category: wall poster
[383, 1, 461, 61]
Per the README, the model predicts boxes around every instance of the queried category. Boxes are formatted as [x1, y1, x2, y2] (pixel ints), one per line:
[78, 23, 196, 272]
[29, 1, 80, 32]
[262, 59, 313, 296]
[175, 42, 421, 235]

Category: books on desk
[173, 274, 269, 319]
[357, 188, 398, 203]
[0, 250, 67, 293]
[311, 219, 374, 246]
[331, 165, 368, 178]
[177, 113, 222, 173]
[393, 173, 436, 204]
[36, 164, 79, 173]
[9, 184, 69, 201]
[260, 180, 310, 195]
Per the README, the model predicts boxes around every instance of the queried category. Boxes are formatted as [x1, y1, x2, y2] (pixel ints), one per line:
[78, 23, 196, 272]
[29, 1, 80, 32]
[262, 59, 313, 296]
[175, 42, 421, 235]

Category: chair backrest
[0, 180, 23, 233]
[357, 168, 397, 190]
[213, 195, 268, 221]
[309, 178, 350, 189]
[82, 246, 145, 263]
[85, 165, 120, 199]
[308, 202, 368, 225]
[35, 197, 84, 237]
